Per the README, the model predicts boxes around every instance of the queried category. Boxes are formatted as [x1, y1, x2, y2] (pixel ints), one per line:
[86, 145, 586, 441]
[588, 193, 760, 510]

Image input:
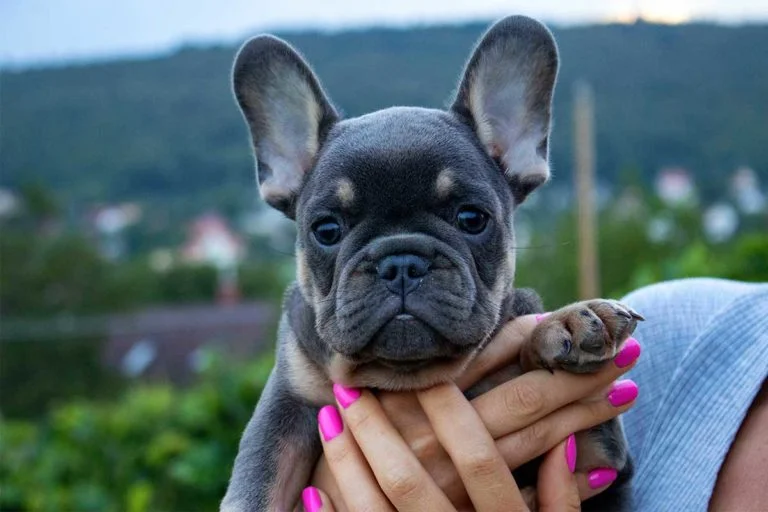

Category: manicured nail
[302, 486, 323, 512]
[333, 383, 362, 409]
[614, 338, 641, 368]
[607, 380, 638, 407]
[565, 433, 577, 473]
[588, 468, 618, 489]
[535, 312, 550, 323]
[318, 405, 343, 441]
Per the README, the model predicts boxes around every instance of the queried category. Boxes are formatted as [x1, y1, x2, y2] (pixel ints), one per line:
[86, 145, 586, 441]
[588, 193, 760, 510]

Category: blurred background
[1, 1, 767, 510]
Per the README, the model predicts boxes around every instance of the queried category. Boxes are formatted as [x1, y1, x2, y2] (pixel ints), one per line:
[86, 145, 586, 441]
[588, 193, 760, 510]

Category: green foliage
[0, 232, 132, 317]
[0, 337, 123, 419]
[1, 22, 767, 216]
[629, 232, 768, 289]
[0, 351, 274, 512]
[16, 181, 60, 224]
[239, 259, 297, 302]
[0, 230, 214, 317]
[0, 225, 291, 318]
[153, 264, 218, 303]
[0, 210, 290, 419]
[722, 233, 768, 282]
[516, 202, 768, 308]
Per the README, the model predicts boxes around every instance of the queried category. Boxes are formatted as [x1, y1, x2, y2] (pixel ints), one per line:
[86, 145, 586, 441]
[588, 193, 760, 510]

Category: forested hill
[2, 21, 767, 210]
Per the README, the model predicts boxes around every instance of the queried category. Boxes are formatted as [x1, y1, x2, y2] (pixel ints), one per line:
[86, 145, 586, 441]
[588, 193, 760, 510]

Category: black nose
[377, 254, 430, 296]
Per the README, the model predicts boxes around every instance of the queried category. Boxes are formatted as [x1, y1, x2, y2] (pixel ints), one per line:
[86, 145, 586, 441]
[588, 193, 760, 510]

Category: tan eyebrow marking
[435, 168, 455, 199]
[336, 178, 355, 207]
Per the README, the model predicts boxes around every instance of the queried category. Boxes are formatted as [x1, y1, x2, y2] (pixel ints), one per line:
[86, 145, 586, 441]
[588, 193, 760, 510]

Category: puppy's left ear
[451, 16, 558, 203]
[233, 36, 338, 218]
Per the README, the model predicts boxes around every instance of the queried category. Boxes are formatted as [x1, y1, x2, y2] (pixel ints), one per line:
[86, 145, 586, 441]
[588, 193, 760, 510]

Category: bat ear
[233, 36, 338, 218]
[451, 16, 559, 204]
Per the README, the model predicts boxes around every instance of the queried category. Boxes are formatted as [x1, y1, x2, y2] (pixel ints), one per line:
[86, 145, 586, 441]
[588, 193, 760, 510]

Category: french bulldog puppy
[222, 15, 641, 512]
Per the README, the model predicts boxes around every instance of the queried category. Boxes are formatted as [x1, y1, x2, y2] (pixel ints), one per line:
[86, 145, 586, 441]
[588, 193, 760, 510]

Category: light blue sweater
[620, 278, 768, 511]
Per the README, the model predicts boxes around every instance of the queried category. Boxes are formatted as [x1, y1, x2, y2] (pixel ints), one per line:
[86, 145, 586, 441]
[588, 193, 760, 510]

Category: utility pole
[573, 81, 600, 299]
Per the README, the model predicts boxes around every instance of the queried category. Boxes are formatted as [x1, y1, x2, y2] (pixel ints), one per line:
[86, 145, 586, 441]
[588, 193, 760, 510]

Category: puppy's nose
[377, 254, 430, 296]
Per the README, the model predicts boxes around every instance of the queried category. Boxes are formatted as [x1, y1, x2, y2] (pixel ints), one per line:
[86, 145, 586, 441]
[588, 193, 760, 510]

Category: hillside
[2, 21, 767, 212]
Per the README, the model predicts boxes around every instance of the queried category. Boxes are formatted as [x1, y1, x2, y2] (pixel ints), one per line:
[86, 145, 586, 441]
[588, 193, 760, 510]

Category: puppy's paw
[524, 299, 643, 373]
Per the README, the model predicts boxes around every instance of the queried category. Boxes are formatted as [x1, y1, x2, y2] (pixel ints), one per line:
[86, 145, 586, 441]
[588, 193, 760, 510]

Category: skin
[709, 381, 768, 510]
[310, 315, 638, 510]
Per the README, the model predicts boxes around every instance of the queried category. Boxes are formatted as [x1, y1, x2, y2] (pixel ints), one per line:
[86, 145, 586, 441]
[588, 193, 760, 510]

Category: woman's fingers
[536, 436, 581, 512]
[331, 385, 454, 512]
[417, 383, 528, 512]
[474, 339, 641, 438]
[496, 380, 637, 470]
[577, 467, 619, 501]
[301, 486, 336, 512]
[456, 315, 538, 389]
[316, 404, 395, 512]
[535, 434, 619, 509]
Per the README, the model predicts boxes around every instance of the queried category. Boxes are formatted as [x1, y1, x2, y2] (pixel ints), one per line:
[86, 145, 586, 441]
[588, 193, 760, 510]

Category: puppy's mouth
[356, 313, 469, 373]
[375, 355, 456, 372]
[329, 312, 480, 390]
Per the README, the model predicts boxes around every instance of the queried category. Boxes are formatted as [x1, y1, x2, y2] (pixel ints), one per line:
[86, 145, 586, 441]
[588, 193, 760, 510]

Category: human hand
[304, 381, 590, 511]
[309, 314, 640, 509]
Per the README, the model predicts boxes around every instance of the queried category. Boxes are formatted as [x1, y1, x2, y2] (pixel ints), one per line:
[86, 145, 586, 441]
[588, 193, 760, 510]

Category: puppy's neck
[285, 283, 329, 364]
[279, 284, 336, 405]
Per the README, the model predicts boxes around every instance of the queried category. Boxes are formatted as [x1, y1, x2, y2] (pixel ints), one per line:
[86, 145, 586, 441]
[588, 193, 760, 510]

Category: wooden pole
[573, 81, 600, 299]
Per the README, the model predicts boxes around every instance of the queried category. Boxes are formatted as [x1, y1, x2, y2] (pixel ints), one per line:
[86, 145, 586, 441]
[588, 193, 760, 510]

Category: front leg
[522, 299, 643, 511]
[222, 370, 321, 512]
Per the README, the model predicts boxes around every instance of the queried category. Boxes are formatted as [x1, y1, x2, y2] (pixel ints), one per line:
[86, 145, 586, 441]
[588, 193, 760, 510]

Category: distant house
[730, 166, 766, 215]
[89, 203, 142, 260]
[103, 301, 276, 384]
[0, 188, 19, 219]
[655, 166, 697, 206]
[703, 203, 739, 243]
[181, 213, 245, 270]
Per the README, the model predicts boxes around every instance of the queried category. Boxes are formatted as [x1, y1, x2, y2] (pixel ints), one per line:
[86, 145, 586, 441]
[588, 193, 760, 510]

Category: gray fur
[223, 16, 631, 512]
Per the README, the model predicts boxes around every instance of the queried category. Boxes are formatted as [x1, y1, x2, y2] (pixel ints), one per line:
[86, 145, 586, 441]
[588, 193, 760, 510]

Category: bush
[0, 351, 274, 512]
[0, 336, 123, 419]
[628, 233, 768, 291]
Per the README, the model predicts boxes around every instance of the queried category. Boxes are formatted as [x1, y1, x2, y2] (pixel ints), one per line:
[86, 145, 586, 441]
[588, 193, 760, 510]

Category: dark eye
[312, 218, 342, 246]
[456, 207, 489, 234]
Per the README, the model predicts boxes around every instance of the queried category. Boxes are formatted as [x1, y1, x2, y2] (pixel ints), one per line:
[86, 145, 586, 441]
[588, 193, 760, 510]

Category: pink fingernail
[588, 468, 618, 489]
[333, 383, 361, 409]
[607, 380, 638, 407]
[565, 433, 577, 473]
[318, 405, 343, 441]
[535, 312, 550, 323]
[614, 338, 641, 368]
[302, 486, 323, 512]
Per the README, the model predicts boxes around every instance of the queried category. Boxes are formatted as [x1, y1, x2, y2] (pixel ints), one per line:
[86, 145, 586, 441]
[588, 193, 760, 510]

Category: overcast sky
[2, 0, 767, 66]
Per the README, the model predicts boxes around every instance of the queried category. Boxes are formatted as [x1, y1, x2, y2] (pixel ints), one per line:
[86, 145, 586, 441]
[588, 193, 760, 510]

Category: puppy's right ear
[233, 36, 338, 218]
[451, 16, 558, 204]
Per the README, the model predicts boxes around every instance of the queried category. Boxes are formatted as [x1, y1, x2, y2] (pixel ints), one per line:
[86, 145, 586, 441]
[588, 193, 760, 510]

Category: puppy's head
[233, 16, 558, 390]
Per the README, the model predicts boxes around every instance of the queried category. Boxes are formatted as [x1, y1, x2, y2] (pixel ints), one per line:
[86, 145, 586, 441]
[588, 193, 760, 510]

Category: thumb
[537, 434, 581, 512]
